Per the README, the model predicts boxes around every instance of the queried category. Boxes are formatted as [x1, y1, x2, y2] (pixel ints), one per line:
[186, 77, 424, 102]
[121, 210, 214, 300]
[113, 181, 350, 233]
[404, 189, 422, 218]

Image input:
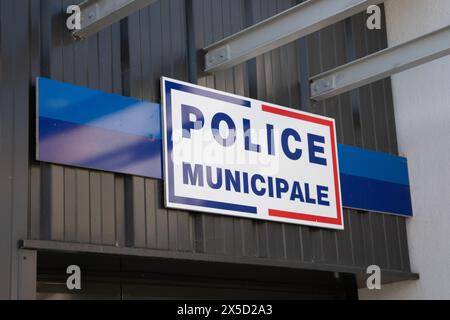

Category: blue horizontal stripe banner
[169, 195, 258, 214]
[38, 77, 162, 139]
[164, 80, 252, 108]
[338, 144, 410, 186]
[36, 77, 413, 217]
[340, 174, 413, 216]
[39, 116, 163, 179]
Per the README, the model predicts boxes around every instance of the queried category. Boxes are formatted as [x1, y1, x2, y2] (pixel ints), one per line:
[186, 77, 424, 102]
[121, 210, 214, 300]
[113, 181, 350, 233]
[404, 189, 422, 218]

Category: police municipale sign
[161, 77, 343, 230]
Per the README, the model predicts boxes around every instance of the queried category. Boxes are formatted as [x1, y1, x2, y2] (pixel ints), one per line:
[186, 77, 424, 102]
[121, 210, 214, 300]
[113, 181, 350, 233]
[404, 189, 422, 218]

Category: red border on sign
[261, 104, 343, 227]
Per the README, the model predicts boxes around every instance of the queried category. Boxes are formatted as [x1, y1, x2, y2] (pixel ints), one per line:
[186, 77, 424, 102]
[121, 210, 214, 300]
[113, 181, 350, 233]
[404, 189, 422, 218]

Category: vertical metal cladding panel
[23, 0, 412, 274]
[0, 0, 30, 299]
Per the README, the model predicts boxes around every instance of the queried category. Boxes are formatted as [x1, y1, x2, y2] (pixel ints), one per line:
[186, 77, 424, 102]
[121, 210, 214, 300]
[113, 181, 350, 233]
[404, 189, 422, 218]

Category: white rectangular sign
[161, 77, 343, 230]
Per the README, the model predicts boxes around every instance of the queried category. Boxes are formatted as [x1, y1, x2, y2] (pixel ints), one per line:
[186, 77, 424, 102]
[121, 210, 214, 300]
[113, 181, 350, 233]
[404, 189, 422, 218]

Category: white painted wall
[359, 0, 450, 300]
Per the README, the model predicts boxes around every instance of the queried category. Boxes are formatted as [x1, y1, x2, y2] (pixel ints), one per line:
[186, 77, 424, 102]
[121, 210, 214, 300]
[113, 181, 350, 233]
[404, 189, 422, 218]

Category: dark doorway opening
[36, 252, 358, 300]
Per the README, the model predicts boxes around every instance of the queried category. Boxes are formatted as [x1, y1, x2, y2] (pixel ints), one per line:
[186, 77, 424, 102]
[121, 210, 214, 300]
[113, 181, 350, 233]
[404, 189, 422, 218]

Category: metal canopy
[73, 0, 158, 39]
[20, 240, 420, 287]
[203, 0, 383, 72]
[310, 25, 450, 101]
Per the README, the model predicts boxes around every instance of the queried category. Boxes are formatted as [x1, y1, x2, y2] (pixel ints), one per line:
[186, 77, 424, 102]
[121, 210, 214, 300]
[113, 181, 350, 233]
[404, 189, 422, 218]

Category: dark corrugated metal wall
[0, 0, 30, 299]
[0, 0, 412, 298]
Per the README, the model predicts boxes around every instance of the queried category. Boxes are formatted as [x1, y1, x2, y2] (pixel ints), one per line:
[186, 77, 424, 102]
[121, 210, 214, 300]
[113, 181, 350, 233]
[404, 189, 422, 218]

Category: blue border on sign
[164, 80, 257, 214]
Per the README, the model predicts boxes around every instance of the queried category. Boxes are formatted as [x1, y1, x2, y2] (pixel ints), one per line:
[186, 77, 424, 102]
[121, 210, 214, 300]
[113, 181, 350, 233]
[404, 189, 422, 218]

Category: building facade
[0, 0, 418, 299]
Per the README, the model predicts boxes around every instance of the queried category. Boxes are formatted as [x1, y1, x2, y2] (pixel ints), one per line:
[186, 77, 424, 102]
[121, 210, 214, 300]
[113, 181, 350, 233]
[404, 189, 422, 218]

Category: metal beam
[203, 0, 383, 72]
[73, 0, 158, 39]
[310, 25, 450, 101]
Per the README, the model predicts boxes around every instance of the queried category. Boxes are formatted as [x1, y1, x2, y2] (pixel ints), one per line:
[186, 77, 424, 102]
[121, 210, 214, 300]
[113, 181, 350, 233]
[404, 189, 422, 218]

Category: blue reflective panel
[37, 77, 413, 217]
[338, 144, 410, 186]
[340, 174, 413, 217]
[37, 77, 163, 179]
